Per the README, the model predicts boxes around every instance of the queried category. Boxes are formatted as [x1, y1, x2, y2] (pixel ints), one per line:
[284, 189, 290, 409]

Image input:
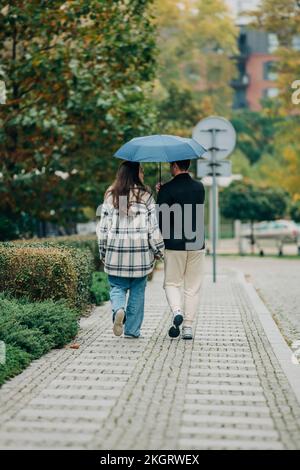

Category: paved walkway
[1, 266, 300, 450]
[218, 257, 300, 346]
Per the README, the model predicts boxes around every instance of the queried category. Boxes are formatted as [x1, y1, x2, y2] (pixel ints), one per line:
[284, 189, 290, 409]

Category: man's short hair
[172, 159, 191, 171]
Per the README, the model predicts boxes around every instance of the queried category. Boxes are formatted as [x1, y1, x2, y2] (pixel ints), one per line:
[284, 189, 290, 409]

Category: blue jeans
[108, 275, 148, 337]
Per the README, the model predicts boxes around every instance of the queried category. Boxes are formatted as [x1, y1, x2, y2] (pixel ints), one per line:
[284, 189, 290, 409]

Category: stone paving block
[3, 420, 103, 433]
[179, 426, 280, 439]
[38, 388, 121, 398]
[0, 430, 92, 445]
[188, 376, 261, 385]
[50, 380, 127, 388]
[181, 414, 274, 427]
[178, 438, 284, 450]
[184, 393, 266, 403]
[189, 367, 258, 377]
[183, 403, 271, 415]
[29, 398, 116, 408]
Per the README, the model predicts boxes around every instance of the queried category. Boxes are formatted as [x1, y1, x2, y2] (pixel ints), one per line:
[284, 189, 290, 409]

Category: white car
[241, 219, 300, 256]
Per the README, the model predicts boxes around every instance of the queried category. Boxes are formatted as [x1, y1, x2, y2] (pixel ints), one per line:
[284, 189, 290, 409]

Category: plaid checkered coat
[97, 187, 164, 277]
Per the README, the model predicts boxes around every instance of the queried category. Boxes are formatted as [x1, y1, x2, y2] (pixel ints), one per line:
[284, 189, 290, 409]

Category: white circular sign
[193, 116, 236, 161]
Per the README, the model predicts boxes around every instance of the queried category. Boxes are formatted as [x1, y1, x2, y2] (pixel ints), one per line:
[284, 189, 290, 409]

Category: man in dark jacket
[157, 159, 205, 340]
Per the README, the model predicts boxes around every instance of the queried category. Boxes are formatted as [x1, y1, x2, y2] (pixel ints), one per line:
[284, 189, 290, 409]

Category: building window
[268, 33, 279, 53]
[263, 88, 279, 99]
[263, 61, 277, 81]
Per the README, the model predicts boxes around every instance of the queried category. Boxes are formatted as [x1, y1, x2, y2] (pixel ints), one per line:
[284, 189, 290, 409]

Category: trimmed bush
[0, 345, 31, 385]
[90, 272, 110, 305]
[51, 236, 99, 270]
[0, 294, 79, 386]
[0, 244, 93, 309]
[11, 235, 100, 270]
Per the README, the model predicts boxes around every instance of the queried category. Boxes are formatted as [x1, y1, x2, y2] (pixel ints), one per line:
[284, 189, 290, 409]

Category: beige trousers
[163, 249, 205, 327]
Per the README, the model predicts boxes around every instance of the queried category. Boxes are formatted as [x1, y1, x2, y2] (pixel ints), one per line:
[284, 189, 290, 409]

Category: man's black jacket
[156, 173, 205, 251]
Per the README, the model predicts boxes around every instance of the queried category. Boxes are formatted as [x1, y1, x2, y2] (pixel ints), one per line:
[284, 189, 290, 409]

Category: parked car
[241, 220, 300, 256]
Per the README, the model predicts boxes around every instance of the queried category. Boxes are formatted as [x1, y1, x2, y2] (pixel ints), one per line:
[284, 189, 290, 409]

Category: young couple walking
[97, 159, 205, 340]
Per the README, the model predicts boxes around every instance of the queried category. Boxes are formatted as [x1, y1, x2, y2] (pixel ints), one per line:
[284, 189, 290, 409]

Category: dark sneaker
[173, 312, 184, 327]
[113, 309, 125, 336]
[168, 325, 180, 338]
[168, 309, 184, 338]
[182, 326, 193, 340]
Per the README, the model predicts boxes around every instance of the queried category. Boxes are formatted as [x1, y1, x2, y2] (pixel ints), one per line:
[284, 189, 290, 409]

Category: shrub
[70, 246, 94, 309]
[0, 345, 31, 385]
[0, 294, 79, 386]
[11, 235, 100, 270]
[90, 272, 110, 305]
[0, 244, 93, 309]
[52, 236, 100, 270]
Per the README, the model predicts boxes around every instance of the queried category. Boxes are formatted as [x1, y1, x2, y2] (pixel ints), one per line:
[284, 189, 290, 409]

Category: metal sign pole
[193, 116, 237, 284]
[211, 129, 217, 283]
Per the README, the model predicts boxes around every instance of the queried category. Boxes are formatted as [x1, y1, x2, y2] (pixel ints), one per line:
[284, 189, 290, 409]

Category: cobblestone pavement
[0, 264, 300, 450]
[218, 257, 300, 346]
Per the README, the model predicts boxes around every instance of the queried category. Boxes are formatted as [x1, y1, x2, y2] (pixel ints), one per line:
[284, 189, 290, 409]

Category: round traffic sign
[192, 116, 236, 161]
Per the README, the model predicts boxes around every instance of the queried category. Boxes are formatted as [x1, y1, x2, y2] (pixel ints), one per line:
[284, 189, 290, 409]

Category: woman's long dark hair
[106, 161, 149, 209]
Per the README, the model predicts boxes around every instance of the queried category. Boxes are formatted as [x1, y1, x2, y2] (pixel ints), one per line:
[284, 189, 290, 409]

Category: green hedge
[0, 243, 93, 309]
[90, 272, 110, 305]
[11, 235, 100, 270]
[0, 294, 79, 386]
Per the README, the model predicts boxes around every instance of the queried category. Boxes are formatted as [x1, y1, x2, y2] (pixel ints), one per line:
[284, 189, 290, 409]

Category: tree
[154, 0, 237, 135]
[0, 0, 157, 239]
[156, 83, 206, 136]
[237, 1, 300, 200]
[249, 0, 300, 48]
[230, 108, 283, 165]
[220, 181, 289, 252]
[251, 117, 300, 199]
[290, 200, 300, 223]
[250, 0, 300, 113]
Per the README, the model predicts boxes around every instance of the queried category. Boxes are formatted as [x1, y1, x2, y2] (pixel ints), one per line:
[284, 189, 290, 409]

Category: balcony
[230, 74, 250, 89]
[230, 44, 251, 61]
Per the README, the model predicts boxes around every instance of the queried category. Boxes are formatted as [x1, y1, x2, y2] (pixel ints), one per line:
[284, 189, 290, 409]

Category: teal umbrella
[114, 134, 206, 182]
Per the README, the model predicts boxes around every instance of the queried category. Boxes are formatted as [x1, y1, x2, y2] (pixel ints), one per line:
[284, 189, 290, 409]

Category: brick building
[231, 28, 280, 110]
[226, 0, 300, 110]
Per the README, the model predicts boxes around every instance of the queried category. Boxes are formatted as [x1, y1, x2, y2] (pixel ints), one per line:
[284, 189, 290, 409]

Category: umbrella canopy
[114, 134, 206, 163]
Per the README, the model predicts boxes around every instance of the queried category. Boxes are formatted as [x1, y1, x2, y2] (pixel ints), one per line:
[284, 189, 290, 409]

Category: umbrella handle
[159, 163, 162, 184]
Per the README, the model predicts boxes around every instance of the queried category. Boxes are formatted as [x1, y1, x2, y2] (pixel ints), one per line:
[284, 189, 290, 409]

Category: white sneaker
[113, 309, 125, 336]
[182, 326, 193, 340]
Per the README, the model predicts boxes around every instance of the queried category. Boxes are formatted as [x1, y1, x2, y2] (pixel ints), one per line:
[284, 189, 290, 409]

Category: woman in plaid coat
[97, 161, 164, 338]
